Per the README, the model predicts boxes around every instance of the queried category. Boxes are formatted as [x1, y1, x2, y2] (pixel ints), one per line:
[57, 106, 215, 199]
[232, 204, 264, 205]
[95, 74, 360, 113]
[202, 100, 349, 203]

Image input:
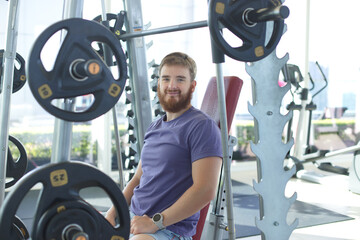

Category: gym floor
[230, 154, 360, 240]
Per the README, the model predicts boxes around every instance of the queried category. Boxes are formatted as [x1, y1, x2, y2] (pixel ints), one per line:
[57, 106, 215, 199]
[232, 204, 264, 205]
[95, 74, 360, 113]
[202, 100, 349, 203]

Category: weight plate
[208, 0, 285, 62]
[0, 161, 130, 240]
[93, 13, 126, 40]
[27, 18, 127, 122]
[92, 13, 126, 64]
[0, 50, 27, 93]
[6, 135, 28, 188]
[37, 201, 99, 239]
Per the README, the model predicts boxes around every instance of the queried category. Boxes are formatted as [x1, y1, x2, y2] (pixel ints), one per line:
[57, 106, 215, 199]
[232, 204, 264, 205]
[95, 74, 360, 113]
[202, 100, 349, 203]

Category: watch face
[153, 214, 161, 222]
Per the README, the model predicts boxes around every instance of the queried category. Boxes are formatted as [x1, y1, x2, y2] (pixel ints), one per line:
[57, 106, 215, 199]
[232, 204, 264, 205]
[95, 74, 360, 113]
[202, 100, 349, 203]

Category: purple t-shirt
[130, 106, 222, 237]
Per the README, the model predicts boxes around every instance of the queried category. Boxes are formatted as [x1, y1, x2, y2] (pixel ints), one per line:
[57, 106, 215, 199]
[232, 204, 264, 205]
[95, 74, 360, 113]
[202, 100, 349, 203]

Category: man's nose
[168, 79, 177, 88]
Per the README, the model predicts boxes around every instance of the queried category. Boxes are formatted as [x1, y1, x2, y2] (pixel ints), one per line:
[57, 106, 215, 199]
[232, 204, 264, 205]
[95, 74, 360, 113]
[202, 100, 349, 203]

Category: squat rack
[0, 0, 295, 240]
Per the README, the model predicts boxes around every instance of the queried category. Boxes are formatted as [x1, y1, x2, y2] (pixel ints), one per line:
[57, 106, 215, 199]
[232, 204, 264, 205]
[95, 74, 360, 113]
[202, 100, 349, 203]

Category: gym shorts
[129, 211, 192, 240]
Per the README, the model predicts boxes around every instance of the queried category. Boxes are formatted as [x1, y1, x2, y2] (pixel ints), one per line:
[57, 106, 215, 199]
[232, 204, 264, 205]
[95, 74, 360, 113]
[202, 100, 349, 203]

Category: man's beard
[157, 84, 193, 113]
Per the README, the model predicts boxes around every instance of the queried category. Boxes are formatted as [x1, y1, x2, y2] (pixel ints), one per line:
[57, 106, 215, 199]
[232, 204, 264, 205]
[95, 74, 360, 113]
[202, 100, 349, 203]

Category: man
[106, 52, 222, 240]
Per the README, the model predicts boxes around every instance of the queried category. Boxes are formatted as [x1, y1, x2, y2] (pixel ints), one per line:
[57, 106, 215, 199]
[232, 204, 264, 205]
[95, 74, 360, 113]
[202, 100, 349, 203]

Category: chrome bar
[119, 20, 208, 40]
[51, 0, 84, 163]
[215, 63, 236, 240]
[0, 0, 20, 206]
[325, 143, 360, 158]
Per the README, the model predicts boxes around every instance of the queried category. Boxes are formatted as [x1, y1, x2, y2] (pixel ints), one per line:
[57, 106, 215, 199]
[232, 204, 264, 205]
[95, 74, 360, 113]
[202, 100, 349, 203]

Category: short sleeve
[189, 118, 223, 162]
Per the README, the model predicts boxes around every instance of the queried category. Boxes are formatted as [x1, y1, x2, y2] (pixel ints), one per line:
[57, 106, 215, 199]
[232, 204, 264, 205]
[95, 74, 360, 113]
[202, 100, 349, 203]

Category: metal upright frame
[0, 0, 21, 206]
[50, 0, 84, 163]
[203, 44, 236, 240]
[100, 0, 125, 189]
[123, 0, 153, 156]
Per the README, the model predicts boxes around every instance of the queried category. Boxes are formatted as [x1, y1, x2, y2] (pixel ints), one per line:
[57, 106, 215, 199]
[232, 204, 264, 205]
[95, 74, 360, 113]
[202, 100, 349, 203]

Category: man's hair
[158, 52, 197, 81]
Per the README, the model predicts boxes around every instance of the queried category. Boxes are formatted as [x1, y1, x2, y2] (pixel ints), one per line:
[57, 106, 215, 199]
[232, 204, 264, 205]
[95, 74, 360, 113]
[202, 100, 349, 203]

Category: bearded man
[106, 52, 222, 240]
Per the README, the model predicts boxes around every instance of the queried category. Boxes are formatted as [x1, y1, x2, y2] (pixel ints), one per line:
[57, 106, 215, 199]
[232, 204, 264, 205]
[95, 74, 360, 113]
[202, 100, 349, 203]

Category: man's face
[157, 64, 196, 113]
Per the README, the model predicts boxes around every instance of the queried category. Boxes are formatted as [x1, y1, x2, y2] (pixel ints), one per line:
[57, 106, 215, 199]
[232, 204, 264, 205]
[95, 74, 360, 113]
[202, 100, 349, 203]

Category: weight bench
[193, 76, 243, 240]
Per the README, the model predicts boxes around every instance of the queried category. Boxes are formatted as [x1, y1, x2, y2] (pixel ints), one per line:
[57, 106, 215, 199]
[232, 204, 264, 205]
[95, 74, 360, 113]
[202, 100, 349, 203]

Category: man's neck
[165, 105, 192, 122]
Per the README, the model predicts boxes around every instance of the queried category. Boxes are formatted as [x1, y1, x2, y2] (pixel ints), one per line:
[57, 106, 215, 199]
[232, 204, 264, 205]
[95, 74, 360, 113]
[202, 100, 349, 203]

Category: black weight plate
[0, 50, 27, 93]
[36, 201, 99, 239]
[93, 13, 126, 40]
[208, 0, 285, 62]
[93, 13, 127, 60]
[6, 135, 28, 188]
[27, 18, 127, 122]
[0, 161, 130, 240]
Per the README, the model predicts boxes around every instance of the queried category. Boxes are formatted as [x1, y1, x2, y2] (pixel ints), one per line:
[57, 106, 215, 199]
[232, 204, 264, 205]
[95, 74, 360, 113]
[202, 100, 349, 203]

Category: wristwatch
[152, 213, 165, 230]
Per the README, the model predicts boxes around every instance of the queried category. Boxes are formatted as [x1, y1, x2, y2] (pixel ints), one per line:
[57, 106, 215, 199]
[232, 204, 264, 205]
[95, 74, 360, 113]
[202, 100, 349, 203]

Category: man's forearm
[161, 157, 221, 228]
[161, 183, 215, 227]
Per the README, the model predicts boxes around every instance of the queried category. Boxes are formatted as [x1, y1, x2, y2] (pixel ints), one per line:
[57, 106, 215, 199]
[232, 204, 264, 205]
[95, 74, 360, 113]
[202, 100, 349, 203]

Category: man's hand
[130, 215, 159, 235]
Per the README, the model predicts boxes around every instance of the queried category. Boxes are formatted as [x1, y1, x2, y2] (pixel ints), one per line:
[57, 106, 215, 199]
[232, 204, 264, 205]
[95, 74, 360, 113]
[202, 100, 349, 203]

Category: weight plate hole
[14, 58, 21, 70]
[50, 94, 94, 113]
[222, 28, 244, 48]
[8, 141, 21, 163]
[40, 29, 67, 72]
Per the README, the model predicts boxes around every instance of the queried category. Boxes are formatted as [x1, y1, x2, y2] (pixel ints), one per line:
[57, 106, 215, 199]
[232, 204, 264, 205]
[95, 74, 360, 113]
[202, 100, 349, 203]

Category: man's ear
[191, 80, 197, 92]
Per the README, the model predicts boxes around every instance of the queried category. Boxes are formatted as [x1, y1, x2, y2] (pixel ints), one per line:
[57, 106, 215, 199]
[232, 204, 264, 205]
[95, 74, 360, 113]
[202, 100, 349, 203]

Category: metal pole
[119, 20, 208, 40]
[123, 0, 153, 153]
[112, 109, 125, 189]
[0, 0, 20, 206]
[100, 0, 125, 189]
[215, 63, 236, 240]
[293, 0, 311, 160]
[51, 0, 84, 163]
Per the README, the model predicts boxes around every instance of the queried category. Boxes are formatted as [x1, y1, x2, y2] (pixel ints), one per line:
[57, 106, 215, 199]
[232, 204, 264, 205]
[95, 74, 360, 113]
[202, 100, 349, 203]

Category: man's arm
[130, 156, 222, 234]
[123, 160, 143, 205]
[105, 160, 143, 225]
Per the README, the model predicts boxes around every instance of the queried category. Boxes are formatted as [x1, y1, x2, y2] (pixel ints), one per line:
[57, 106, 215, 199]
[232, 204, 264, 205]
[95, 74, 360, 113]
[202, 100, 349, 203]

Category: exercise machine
[283, 62, 360, 191]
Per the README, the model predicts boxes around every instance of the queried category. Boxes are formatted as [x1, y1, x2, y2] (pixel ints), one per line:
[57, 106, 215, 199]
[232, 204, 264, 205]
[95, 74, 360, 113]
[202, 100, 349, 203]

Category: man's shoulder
[191, 107, 216, 123]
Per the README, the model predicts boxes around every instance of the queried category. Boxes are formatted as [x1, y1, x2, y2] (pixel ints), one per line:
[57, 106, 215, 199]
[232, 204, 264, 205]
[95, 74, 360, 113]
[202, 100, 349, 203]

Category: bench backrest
[193, 76, 243, 240]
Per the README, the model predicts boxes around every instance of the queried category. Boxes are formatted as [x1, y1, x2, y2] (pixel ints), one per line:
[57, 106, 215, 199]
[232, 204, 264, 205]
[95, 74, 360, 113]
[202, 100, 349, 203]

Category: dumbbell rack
[246, 50, 298, 240]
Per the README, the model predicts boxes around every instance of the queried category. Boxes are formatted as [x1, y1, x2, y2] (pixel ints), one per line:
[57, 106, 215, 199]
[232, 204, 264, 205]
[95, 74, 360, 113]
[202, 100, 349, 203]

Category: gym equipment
[0, 0, 21, 206]
[0, 161, 130, 240]
[208, 0, 289, 62]
[27, 18, 128, 122]
[6, 135, 28, 188]
[122, 0, 153, 166]
[97, 7, 126, 190]
[349, 150, 360, 194]
[197, 76, 243, 240]
[49, 0, 82, 169]
[93, 12, 126, 40]
[0, 50, 26, 93]
[13, 215, 30, 239]
[119, 20, 208, 40]
[246, 49, 297, 240]
[283, 62, 360, 184]
[93, 12, 127, 61]
[207, 0, 293, 238]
